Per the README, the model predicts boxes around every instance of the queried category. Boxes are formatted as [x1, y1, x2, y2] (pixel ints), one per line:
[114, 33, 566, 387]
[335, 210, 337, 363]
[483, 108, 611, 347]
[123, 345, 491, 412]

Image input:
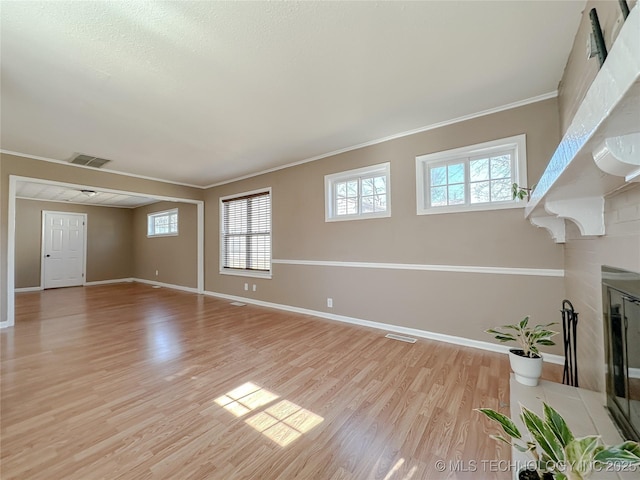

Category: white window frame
[416, 134, 527, 215]
[147, 208, 179, 237]
[219, 187, 272, 279]
[325, 162, 391, 222]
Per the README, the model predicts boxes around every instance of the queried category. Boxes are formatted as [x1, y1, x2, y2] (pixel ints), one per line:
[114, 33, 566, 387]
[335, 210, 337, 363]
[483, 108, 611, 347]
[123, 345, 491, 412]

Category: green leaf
[490, 434, 513, 446]
[521, 406, 564, 462]
[543, 403, 574, 446]
[594, 441, 640, 465]
[494, 335, 517, 343]
[513, 442, 531, 453]
[476, 408, 521, 439]
[533, 322, 556, 329]
[537, 339, 556, 346]
[503, 324, 521, 331]
[519, 316, 530, 329]
[565, 436, 600, 476]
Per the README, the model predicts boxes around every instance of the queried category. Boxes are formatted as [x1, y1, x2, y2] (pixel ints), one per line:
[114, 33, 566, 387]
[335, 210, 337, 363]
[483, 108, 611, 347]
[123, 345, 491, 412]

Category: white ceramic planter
[509, 349, 543, 386]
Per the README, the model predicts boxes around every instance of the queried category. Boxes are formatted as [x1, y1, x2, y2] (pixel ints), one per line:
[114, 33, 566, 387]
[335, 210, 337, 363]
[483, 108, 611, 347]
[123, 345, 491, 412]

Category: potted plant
[512, 182, 536, 201]
[486, 316, 558, 386]
[476, 401, 640, 480]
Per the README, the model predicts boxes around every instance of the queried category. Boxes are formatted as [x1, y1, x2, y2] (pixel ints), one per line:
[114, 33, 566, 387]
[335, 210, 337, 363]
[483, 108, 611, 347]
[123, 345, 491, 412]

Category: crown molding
[1, 91, 557, 190]
[206, 91, 558, 188]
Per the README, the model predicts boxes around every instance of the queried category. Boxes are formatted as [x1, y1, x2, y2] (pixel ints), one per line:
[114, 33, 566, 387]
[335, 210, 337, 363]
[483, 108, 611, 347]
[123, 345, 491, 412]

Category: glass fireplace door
[609, 289, 629, 419]
[624, 296, 640, 432]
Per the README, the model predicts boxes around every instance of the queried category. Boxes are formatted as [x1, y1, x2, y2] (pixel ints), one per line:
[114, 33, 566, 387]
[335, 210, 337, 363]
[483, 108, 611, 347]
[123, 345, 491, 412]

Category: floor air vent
[384, 333, 417, 343]
[70, 154, 112, 168]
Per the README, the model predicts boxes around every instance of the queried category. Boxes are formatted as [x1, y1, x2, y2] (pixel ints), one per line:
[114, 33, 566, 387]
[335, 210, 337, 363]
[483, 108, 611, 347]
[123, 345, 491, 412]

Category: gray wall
[556, 0, 640, 392]
[15, 199, 133, 288]
[558, 0, 638, 136]
[205, 98, 566, 353]
[564, 186, 640, 392]
[13, 198, 199, 292]
[132, 201, 198, 288]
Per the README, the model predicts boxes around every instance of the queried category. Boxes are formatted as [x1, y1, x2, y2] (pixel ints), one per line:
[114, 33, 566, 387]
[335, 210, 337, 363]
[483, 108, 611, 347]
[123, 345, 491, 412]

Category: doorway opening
[4, 175, 204, 328]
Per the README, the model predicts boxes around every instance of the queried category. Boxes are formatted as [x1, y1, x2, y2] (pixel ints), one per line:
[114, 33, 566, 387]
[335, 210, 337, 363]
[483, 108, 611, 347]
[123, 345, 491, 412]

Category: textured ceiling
[16, 181, 159, 208]
[1, 1, 585, 187]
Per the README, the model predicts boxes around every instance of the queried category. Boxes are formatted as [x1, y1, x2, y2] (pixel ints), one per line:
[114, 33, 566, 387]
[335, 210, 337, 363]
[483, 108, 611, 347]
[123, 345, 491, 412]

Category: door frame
[40, 210, 88, 290]
[4, 174, 205, 329]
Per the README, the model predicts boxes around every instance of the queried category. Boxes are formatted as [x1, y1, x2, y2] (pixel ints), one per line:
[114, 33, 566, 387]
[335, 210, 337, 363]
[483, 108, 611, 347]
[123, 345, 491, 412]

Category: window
[147, 209, 178, 237]
[325, 162, 391, 221]
[220, 188, 271, 278]
[416, 134, 526, 215]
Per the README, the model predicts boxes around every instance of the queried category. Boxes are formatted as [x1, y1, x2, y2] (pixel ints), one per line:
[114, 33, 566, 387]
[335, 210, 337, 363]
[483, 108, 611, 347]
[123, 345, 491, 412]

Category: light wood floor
[2, 284, 561, 479]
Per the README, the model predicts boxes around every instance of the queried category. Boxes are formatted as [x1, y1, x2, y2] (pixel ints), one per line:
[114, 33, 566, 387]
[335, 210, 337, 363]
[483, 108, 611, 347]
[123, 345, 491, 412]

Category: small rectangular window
[147, 209, 178, 237]
[325, 163, 391, 222]
[416, 135, 526, 215]
[220, 188, 271, 278]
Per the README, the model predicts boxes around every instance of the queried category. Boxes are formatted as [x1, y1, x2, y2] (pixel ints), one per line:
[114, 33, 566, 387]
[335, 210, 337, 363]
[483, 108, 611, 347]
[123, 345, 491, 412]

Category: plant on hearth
[476, 402, 640, 480]
[486, 316, 558, 359]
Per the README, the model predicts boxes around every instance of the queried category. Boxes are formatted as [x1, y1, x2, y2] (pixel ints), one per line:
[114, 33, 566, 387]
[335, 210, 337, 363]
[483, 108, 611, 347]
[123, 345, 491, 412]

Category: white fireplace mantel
[525, 6, 640, 243]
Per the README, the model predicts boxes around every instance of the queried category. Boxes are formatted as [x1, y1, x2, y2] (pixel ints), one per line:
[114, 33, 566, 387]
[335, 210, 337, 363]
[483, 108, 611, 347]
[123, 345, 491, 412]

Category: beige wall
[205, 98, 566, 353]
[15, 199, 133, 288]
[564, 185, 640, 392]
[558, 0, 637, 135]
[1, 153, 203, 322]
[557, 1, 639, 392]
[132, 201, 198, 289]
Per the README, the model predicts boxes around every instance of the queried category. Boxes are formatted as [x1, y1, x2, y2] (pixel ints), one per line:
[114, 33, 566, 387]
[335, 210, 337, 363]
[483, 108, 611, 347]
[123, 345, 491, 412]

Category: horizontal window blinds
[222, 192, 271, 272]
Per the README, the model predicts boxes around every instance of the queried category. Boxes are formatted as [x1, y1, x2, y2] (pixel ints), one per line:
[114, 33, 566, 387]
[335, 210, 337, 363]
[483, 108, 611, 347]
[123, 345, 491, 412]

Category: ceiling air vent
[70, 154, 112, 168]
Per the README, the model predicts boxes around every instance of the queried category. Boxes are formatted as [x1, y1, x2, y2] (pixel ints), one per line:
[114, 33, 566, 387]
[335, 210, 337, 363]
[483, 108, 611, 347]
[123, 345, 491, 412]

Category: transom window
[147, 209, 178, 237]
[416, 135, 526, 215]
[325, 163, 391, 221]
[220, 189, 271, 278]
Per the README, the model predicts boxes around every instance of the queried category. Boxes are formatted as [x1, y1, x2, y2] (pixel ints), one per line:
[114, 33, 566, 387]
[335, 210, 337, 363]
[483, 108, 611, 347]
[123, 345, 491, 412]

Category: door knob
[45, 254, 51, 258]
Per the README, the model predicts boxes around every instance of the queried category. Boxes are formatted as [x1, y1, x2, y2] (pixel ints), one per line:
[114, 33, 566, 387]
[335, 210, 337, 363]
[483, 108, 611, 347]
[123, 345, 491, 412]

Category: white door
[42, 212, 86, 289]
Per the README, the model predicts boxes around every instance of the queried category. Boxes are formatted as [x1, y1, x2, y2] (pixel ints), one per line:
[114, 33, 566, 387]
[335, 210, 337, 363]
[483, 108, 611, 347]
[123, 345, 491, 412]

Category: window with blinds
[220, 189, 271, 277]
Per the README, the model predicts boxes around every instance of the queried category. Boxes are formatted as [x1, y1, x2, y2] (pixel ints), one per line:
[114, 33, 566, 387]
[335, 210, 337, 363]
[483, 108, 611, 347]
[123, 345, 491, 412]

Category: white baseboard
[17, 279, 134, 291]
[203, 290, 565, 365]
[84, 278, 133, 286]
[15, 286, 43, 293]
[132, 278, 199, 294]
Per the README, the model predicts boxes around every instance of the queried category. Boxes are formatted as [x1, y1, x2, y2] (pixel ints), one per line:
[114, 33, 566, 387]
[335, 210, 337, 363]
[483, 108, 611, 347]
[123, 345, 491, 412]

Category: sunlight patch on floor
[215, 382, 324, 447]
[245, 399, 324, 447]
[214, 382, 279, 417]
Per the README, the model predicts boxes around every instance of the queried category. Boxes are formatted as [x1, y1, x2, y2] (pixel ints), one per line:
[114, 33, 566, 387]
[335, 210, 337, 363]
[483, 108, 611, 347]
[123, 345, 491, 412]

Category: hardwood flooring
[2, 284, 561, 479]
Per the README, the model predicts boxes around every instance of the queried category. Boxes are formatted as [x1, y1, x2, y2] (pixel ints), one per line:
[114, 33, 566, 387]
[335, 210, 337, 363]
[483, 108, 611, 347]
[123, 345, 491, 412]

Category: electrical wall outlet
[327, 298, 333, 308]
[155, 270, 159, 276]
[244, 283, 248, 291]
[252, 284, 257, 292]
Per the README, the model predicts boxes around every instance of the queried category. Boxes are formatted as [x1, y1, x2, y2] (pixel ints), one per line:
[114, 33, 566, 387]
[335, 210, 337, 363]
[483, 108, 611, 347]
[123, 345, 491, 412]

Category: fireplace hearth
[603, 266, 640, 441]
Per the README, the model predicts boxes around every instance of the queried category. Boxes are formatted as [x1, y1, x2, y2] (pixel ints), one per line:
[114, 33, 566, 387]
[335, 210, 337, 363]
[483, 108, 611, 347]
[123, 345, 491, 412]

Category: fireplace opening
[603, 265, 640, 441]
